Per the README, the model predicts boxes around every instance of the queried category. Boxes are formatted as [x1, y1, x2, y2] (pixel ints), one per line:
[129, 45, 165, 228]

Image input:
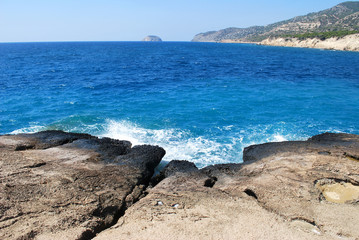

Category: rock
[94, 133, 359, 240]
[2, 131, 359, 239]
[150, 160, 198, 186]
[259, 34, 359, 52]
[316, 180, 359, 204]
[157, 160, 198, 178]
[142, 35, 162, 42]
[0, 131, 165, 240]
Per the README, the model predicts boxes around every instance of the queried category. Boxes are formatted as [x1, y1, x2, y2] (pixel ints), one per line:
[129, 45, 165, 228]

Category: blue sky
[0, 0, 348, 42]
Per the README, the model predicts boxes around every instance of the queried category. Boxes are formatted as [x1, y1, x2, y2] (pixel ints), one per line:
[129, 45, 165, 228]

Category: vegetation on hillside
[192, 1, 359, 42]
[283, 30, 359, 40]
[340, 1, 359, 12]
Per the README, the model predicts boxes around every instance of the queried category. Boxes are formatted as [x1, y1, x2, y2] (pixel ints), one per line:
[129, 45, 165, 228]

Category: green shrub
[282, 30, 359, 40]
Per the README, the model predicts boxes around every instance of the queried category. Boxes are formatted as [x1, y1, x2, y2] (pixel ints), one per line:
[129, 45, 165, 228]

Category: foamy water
[10, 119, 309, 168]
[101, 119, 237, 166]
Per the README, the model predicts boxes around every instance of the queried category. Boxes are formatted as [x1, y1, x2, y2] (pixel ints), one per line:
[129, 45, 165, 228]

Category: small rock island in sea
[142, 35, 162, 42]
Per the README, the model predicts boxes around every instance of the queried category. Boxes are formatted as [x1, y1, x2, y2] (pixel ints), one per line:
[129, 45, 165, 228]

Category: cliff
[192, 2, 359, 51]
[1, 131, 359, 239]
[260, 33, 359, 51]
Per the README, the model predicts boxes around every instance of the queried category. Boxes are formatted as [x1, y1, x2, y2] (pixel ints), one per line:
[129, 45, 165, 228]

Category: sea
[1, 42, 359, 168]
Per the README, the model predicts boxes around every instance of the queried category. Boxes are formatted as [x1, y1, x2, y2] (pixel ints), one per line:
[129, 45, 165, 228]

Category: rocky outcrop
[259, 33, 359, 51]
[95, 133, 359, 240]
[0, 131, 165, 239]
[142, 35, 162, 42]
[2, 131, 359, 239]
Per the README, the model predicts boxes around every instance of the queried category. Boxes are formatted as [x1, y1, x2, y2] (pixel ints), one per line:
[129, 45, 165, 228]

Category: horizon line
[0, 40, 194, 44]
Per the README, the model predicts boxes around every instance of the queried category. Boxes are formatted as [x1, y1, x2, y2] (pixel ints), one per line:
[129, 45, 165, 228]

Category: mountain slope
[192, 1, 359, 42]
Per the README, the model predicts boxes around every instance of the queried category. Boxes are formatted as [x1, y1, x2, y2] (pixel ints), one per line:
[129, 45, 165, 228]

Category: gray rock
[0, 131, 165, 239]
[150, 160, 198, 187]
[160, 160, 198, 177]
[2, 131, 359, 239]
[95, 133, 359, 240]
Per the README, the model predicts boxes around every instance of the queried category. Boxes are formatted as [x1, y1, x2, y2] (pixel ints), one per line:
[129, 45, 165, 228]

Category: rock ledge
[95, 132, 359, 240]
[1, 131, 359, 240]
[0, 130, 165, 239]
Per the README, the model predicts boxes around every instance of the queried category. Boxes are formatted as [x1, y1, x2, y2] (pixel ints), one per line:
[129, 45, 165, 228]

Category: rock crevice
[0, 131, 165, 240]
[1, 131, 359, 239]
[94, 132, 359, 240]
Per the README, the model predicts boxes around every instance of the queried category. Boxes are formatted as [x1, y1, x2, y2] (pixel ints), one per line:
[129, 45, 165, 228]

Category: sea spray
[7, 118, 349, 168]
[101, 119, 237, 167]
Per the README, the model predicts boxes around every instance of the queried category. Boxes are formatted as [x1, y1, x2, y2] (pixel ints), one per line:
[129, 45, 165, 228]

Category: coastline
[1, 130, 359, 239]
[216, 33, 359, 52]
[258, 33, 359, 52]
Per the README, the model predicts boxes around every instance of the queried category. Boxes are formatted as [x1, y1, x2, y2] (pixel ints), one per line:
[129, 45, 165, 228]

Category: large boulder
[94, 133, 359, 240]
[0, 130, 165, 239]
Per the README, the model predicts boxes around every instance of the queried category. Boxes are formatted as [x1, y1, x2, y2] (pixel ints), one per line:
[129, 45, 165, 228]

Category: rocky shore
[259, 34, 359, 52]
[1, 131, 359, 239]
[0, 131, 165, 239]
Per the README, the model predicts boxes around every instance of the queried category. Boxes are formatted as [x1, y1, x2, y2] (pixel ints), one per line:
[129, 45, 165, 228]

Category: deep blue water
[1, 42, 359, 167]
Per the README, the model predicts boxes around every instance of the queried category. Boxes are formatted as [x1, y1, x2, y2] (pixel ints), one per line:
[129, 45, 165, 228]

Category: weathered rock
[0, 131, 165, 240]
[259, 34, 359, 52]
[160, 160, 198, 177]
[150, 160, 198, 187]
[142, 35, 162, 42]
[94, 133, 359, 240]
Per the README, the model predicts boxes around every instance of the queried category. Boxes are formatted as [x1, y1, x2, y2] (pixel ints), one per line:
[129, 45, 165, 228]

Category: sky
[0, 0, 350, 42]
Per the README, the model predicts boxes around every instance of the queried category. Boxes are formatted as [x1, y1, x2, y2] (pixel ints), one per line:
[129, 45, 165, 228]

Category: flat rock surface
[95, 133, 359, 240]
[0, 131, 165, 240]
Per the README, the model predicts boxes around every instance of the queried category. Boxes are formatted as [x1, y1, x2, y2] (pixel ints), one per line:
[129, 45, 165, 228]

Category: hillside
[192, 1, 359, 42]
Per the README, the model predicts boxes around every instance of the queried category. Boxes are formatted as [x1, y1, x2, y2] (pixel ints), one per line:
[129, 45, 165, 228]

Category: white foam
[100, 119, 234, 167]
[99, 120, 313, 167]
[10, 125, 46, 134]
[64, 101, 75, 105]
[273, 134, 287, 142]
[8, 120, 314, 167]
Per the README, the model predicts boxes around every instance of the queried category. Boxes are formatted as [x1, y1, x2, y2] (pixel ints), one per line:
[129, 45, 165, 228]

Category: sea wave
[10, 125, 47, 134]
[8, 119, 321, 167]
[100, 119, 235, 167]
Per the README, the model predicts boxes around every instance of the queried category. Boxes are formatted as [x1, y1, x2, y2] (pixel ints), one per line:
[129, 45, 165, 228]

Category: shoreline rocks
[1, 131, 359, 239]
[0, 131, 165, 239]
[95, 132, 359, 240]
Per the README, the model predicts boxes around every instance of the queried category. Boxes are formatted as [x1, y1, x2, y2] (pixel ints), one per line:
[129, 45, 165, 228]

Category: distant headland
[142, 35, 162, 42]
[192, 1, 359, 51]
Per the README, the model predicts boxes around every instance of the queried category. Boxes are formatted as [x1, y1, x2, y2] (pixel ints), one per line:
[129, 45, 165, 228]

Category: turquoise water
[1, 42, 359, 167]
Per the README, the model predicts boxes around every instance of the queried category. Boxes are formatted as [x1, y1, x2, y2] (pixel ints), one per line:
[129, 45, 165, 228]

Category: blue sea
[1, 42, 359, 167]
